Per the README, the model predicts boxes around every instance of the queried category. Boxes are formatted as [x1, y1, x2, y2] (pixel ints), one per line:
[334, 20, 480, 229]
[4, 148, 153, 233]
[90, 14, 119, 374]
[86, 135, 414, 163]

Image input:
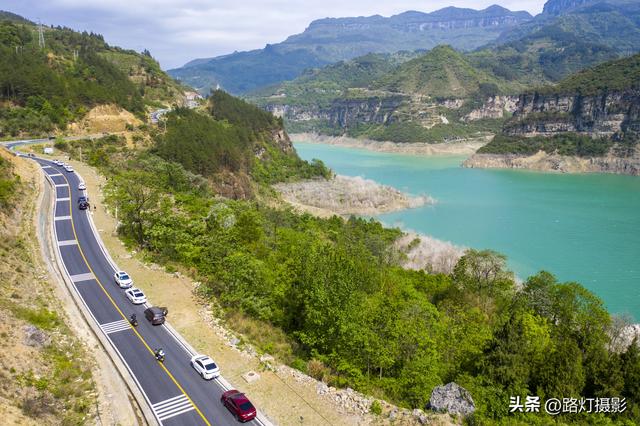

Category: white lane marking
[48, 173, 63, 177]
[152, 394, 195, 422]
[57, 239, 77, 246]
[69, 272, 95, 282]
[42, 165, 52, 169]
[101, 319, 131, 334]
[55, 183, 69, 187]
[55, 215, 71, 221]
[56, 197, 70, 202]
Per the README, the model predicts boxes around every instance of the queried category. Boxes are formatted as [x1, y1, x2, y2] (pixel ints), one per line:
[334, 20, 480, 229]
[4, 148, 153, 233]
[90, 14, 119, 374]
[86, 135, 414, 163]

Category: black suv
[77, 196, 89, 210]
[144, 307, 168, 325]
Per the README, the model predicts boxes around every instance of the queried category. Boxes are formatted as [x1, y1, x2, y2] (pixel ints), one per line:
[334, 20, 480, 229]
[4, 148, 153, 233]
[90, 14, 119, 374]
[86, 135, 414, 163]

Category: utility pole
[37, 20, 45, 49]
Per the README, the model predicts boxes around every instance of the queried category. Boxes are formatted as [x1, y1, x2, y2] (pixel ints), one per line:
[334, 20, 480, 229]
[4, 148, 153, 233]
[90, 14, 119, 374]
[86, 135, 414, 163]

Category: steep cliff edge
[465, 54, 640, 175]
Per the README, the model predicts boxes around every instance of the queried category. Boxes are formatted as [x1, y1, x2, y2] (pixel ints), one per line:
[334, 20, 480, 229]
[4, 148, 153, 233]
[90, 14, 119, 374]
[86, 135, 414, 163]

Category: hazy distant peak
[542, 0, 595, 15]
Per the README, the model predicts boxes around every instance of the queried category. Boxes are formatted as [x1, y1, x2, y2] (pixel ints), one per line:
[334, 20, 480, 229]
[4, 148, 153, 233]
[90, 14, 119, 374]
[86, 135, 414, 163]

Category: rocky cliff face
[266, 94, 517, 134]
[463, 96, 519, 121]
[266, 96, 406, 128]
[504, 89, 640, 137]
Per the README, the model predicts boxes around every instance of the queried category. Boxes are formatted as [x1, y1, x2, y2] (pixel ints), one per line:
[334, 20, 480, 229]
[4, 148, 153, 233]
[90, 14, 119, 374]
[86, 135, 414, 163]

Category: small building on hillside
[184, 91, 203, 108]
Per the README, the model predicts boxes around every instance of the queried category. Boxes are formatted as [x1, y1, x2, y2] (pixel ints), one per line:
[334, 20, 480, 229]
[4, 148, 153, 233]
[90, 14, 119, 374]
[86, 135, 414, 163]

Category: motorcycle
[155, 349, 165, 363]
[129, 314, 138, 327]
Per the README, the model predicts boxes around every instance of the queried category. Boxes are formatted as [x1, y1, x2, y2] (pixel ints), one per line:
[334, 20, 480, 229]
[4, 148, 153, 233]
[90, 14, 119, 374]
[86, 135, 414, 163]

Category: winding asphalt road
[4, 140, 269, 426]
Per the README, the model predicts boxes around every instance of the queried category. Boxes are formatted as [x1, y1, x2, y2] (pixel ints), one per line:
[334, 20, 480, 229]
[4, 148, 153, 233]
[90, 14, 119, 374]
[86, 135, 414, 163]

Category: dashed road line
[101, 319, 132, 335]
[48, 173, 63, 177]
[55, 215, 71, 221]
[56, 197, 70, 201]
[57, 239, 77, 246]
[69, 272, 95, 283]
[152, 394, 195, 422]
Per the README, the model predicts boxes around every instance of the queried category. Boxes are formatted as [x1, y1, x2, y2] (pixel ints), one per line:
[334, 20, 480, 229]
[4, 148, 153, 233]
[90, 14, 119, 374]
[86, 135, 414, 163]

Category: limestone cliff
[266, 95, 406, 128]
[503, 89, 640, 137]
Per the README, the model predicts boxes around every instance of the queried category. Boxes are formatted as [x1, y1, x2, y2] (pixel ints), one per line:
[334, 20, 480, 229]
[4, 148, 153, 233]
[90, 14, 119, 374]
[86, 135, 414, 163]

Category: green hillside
[250, 51, 419, 107]
[0, 15, 184, 137]
[153, 90, 329, 193]
[470, 24, 619, 84]
[539, 52, 640, 95]
[500, 0, 640, 54]
[375, 45, 520, 98]
[169, 5, 532, 95]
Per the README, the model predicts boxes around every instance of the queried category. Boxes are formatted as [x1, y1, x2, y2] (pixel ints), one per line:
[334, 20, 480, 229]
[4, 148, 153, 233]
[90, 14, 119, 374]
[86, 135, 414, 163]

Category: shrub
[370, 400, 382, 415]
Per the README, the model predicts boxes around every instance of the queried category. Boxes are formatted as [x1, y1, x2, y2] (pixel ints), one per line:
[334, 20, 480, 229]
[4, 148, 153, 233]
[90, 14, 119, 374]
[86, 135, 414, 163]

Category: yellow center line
[60, 170, 212, 426]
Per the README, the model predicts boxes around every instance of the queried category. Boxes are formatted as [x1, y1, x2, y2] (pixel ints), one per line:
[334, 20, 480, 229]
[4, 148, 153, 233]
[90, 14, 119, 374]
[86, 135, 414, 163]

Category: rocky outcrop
[23, 325, 51, 348]
[266, 95, 406, 129]
[464, 148, 640, 175]
[427, 382, 475, 417]
[268, 94, 511, 136]
[504, 89, 640, 137]
[463, 95, 518, 121]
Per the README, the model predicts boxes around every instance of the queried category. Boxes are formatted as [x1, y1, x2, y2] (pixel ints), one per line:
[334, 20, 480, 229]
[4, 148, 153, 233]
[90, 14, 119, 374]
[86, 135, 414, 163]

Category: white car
[190, 354, 220, 380]
[125, 287, 147, 304]
[78, 182, 86, 191]
[53, 160, 63, 166]
[114, 271, 133, 288]
[64, 164, 73, 172]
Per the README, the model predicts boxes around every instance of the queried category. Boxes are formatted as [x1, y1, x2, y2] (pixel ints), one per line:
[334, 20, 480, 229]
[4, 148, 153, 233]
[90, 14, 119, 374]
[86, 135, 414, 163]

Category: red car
[221, 390, 256, 422]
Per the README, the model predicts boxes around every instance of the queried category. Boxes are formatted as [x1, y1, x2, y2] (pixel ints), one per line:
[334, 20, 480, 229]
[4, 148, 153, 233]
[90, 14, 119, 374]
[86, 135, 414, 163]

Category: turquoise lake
[294, 142, 640, 320]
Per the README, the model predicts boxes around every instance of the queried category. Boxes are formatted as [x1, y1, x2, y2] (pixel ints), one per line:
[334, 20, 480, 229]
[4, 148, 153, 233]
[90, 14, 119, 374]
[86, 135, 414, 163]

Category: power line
[37, 19, 45, 49]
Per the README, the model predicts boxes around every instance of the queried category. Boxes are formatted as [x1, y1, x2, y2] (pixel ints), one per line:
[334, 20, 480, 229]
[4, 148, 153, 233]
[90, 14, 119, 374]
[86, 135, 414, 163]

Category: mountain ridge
[168, 5, 532, 95]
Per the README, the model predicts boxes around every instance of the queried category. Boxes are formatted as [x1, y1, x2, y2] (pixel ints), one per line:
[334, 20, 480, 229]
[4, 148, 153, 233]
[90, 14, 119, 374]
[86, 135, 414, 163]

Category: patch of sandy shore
[291, 132, 489, 156]
[274, 175, 434, 216]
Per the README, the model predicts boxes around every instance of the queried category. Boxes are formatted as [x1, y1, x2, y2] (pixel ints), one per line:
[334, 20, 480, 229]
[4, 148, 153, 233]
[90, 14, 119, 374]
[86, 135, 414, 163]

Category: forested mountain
[373, 46, 520, 98]
[0, 13, 185, 137]
[168, 5, 532, 95]
[152, 91, 329, 198]
[499, 0, 640, 54]
[249, 47, 523, 143]
[249, 51, 421, 107]
[244, 0, 640, 143]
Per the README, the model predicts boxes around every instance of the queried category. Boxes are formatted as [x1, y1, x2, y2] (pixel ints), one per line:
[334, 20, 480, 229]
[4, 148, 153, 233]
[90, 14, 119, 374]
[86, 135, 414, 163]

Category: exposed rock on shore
[291, 132, 489, 155]
[396, 233, 464, 275]
[428, 383, 476, 417]
[274, 175, 434, 216]
[463, 149, 640, 175]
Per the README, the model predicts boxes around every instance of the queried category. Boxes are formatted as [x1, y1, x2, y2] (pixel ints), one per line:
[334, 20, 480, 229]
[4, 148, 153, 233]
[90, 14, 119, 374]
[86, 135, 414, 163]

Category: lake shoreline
[274, 175, 466, 274]
[274, 174, 434, 217]
[464, 151, 640, 176]
[290, 132, 489, 156]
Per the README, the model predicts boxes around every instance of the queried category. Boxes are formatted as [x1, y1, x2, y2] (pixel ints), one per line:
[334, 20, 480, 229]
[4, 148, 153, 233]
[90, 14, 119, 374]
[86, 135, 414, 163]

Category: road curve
[4, 143, 271, 426]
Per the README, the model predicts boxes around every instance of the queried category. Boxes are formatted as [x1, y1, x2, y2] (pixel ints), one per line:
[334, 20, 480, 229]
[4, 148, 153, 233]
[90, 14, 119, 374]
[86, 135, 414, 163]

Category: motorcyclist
[155, 348, 165, 361]
[129, 313, 137, 325]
